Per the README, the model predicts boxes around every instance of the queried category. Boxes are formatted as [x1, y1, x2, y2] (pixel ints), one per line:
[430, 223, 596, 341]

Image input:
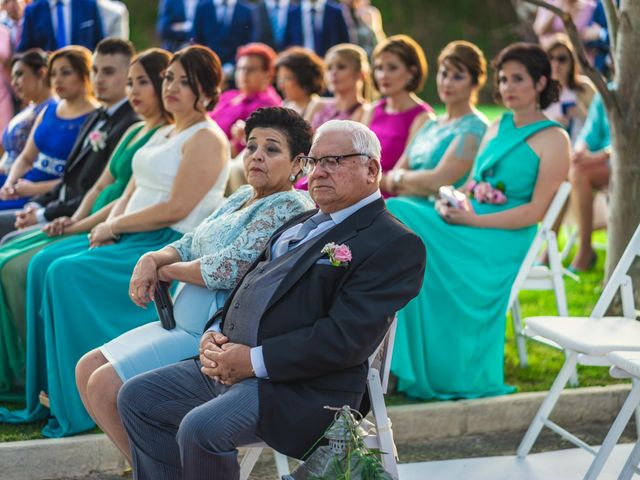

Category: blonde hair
[325, 43, 372, 102]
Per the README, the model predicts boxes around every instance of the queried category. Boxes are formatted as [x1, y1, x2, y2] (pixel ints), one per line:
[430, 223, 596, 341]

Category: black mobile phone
[154, 281, 176, 330]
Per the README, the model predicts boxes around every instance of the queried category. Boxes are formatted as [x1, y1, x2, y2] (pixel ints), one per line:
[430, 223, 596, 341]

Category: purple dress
[369, 99, 433, 173]
[209, 86, 281, 153]
[309, 101, 363, 131]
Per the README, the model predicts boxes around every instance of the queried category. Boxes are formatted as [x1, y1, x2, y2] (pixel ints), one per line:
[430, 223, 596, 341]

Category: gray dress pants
[118, 358, 261, 480]
[0, 209, 19, 240]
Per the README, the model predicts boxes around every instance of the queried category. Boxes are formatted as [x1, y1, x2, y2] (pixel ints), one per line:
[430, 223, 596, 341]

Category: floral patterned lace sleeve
[193, 188, 313, 291]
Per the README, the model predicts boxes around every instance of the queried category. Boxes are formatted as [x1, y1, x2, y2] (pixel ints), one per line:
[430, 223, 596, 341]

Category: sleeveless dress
[0, 101, 90, 210]
[387, 113, 559, 400]
[0, 120, 229, 437]
[0, 98, 54, 178]
[101, 185, 314, 382]
[368, 98, 433, 173]
[0, 124, 158, 398]
[309, 101, 363, 131]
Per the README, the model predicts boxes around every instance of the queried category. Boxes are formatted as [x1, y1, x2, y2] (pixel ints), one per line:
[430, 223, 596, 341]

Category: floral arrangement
[467, 180, 507, 204]
[321, 243, 352, 267]
[88, 130, 107, 152]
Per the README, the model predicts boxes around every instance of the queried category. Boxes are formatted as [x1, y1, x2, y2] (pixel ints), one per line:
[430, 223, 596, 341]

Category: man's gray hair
[314, 120, 382, 161]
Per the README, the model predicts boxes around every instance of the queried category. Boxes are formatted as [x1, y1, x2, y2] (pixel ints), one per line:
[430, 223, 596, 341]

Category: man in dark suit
[283, 0, 350, 56]
[156, 0, 199, 52]
[192, 0, 255, 69]
[0, 38, 138, 239]
[17, 0, 104, 52]
[118, 119, 426, 479]
[251, 0, 291, 52]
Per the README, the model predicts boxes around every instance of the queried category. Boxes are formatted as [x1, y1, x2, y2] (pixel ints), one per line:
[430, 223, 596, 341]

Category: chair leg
[274, 452, 290, 477]
[511, 300, 528, 367]
[517, 351, 579, 457]
[583, 379, 640, 480]
[619, 439, 640, 480]
[239, 447, 263, 480]
[368, 367, 399, 479]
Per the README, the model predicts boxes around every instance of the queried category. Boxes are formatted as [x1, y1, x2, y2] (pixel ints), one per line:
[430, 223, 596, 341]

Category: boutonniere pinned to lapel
[88, 130, 108, 152]
[321, 242, 352, 267]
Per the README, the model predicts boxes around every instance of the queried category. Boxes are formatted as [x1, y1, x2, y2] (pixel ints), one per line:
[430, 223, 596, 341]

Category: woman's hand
[14, 206, 39, 229]
[0, 180, 18, 200]
[12, 179, 38, 197]
[129, 254, 160, 308]
[230, 119, 246, 142]
[436, 198, 478, 226]
[42, 216, 75, 237]
[88, 221, 118, 248]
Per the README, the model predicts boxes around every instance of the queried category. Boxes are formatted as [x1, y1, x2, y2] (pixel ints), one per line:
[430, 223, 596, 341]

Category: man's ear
[367, 158, 381, 184]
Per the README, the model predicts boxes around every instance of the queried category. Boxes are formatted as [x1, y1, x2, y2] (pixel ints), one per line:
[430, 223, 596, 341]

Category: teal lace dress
[387, 112, 559, 400]
[101, 185, 314, 382]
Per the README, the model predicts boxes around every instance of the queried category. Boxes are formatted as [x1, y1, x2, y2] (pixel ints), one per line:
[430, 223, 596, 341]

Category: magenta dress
[309, 101, 363, 131]
[209, 86, 281, 153]
[369, 99, 433, 173]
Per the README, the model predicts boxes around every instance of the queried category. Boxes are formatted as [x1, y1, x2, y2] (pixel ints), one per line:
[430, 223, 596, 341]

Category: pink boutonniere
[88, 130, 107, 152]
[467, 180, 507, 205]
[321, 242, 352, 267]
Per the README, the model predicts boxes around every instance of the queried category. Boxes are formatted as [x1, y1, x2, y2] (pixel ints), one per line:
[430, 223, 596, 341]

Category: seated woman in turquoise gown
[75, 107, 314, 462]
[382, 41, 489, 198]
[0, 46, 230, 438]
[0, 49, 172, 399]
[387, 43, 571, 400]
[0, 46, 97, 210]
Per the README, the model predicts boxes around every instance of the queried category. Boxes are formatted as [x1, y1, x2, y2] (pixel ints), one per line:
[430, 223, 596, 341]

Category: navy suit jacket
[156, 0, 190, 52]
[17, 0, 104, 52]
[283, 1, 350, 57]
[192, 0, 254, 65]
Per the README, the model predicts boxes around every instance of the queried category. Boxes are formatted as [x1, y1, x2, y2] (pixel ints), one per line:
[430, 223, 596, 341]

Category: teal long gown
[0, 121, 229, 437]
[387, 112, 559, 400]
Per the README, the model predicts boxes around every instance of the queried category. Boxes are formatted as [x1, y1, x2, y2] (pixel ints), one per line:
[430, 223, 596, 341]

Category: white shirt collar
[302, 0, 326, 11]
[49, 0, 71, 7]
[105, 97, 129, 116]
[322, 190, 382, 225]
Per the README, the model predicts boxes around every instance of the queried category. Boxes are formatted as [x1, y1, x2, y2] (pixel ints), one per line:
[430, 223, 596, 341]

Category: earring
[289, 174, 297, 182]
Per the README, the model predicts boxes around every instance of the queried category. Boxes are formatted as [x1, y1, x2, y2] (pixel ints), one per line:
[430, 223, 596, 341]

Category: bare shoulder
[185, 123, 228, 149]
[529, 125, 571, 160]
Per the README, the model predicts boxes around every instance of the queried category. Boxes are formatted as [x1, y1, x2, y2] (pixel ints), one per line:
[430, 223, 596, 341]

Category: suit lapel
[265, 198, 386, 310]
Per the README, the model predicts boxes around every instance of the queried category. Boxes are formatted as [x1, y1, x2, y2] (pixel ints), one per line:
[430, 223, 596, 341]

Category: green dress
[0, 124, 156, 398]
[387, 112, 558, 400]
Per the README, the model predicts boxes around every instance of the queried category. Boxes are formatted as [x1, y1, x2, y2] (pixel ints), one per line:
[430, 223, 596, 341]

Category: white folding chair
[239, 316, 400, 480]
[517, 222, 640, 480]
[576, 351, 640, 480]
[508, 182, 574, 370]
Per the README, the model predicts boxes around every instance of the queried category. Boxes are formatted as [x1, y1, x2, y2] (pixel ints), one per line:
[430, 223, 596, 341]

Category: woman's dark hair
[492, 42, 561, 110]
[245, 107, 313, 158]
[10, 48, 48, 75]
[544, 33, 584, 93]
[131, 48, 173, 123]
[48, 45, 94, 95]
[275, 47, 326, 96]
[372, 34, 428, 93]
[170, 45, 222, 111]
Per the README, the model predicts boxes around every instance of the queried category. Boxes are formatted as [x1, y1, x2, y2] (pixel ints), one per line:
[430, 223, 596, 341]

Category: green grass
[0, 234, 619, 439]
[432, 104, 506, 123]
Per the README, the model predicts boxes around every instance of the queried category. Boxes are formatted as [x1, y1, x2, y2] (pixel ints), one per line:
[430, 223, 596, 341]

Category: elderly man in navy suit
[117, 119, 426, 479]
[284, 0, 350, 56]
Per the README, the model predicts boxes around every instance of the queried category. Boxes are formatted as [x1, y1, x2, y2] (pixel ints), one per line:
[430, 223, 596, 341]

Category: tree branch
[523, 0, 620, 117]
[602, 0, 619, 53]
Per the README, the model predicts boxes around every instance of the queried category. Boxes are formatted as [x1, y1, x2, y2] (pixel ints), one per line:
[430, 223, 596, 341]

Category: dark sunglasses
[549, 54, 570, 64]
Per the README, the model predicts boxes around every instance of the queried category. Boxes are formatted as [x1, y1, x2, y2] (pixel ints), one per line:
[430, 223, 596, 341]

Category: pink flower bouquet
[467, 180, 507, 205]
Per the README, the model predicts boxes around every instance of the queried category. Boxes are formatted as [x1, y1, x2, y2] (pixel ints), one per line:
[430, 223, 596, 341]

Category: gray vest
[222, 236, 319, 346]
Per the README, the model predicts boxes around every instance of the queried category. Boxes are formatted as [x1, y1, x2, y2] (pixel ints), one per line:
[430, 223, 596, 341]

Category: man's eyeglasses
[299, 153, 370, 175]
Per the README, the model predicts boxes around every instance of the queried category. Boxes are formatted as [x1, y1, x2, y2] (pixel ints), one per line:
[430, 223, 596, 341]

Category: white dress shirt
[213, 0, 237, 27]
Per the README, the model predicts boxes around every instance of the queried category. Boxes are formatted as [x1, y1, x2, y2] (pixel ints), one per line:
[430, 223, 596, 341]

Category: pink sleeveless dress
[309, 101, 363, 131]
[369, 99, 433, 173]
